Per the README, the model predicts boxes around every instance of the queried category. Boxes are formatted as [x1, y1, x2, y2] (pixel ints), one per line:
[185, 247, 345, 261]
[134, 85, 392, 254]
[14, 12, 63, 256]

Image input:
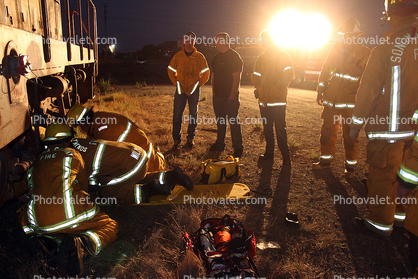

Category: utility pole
[104, 3, 108, 61]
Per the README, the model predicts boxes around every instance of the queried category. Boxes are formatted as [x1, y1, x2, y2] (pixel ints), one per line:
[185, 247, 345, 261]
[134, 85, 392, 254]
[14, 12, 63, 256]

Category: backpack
[184, 214, 260, 278]
[200, 156, 241, 184]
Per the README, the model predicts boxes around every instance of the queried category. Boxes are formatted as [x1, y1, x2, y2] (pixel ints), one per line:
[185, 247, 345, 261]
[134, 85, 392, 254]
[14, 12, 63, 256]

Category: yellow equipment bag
[200, 156, 241, 184]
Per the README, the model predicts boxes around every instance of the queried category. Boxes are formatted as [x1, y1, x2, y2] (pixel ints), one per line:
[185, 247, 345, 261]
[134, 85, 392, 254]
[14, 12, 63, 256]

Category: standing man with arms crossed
[168, 31, 210, 151]
[251, 30, 294, 164]
[313, 18, 371, 178]
[350, 0, 418, 238]
[210, 32, 244, 158]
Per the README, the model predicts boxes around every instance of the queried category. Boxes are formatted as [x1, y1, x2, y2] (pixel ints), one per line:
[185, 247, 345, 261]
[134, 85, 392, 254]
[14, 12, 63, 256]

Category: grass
[288, 136, 301, 150]
[96, 78, 112, 92]
[3, 85, 414, 279]
[135, 81, 147, 89]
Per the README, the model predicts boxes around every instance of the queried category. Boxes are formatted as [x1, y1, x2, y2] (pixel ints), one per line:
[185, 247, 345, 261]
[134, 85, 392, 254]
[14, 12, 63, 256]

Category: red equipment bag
[184, 214, 260, 278]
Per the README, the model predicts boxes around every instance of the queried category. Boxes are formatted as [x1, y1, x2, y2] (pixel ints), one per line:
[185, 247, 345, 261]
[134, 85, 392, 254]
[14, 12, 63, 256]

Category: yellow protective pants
[98, 171, 170, 205]
[365, 140, 405, 235]
[22, 209, 118, 255]
[320, 107, 358, 165]
[148, 150, 166, 172]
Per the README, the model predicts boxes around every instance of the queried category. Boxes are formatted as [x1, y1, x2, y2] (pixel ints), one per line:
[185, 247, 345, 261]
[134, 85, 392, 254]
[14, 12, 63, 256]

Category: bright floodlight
[268, 10, 332, 50]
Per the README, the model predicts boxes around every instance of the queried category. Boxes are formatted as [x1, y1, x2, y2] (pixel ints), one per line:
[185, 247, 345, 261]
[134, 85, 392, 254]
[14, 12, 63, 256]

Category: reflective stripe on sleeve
[283, 66, 292, 72]
[147, 143, 153, 160]
[201, 68, 209, 74]
[412, 110, 418, 121]
[117, 121, 132, 142]
[352, 115, 365, 125]
[253, 72, 261, 77]
[63, 156, 76, 219]
[89, 142, 107, 185]
[168, 65, 177, 72]
[334, 73, 360, 82]
[398, 165, 418, 185]
[190, 81, 199, 95]
[159, 172, 165, 185]
[259, 102, 286, 107]
[367, 131, 415, 141]
[106, 152, 148, 185]
[23, 206, 99, 234]
[177, 81, 182, 94]
[323, 100, 354, 109]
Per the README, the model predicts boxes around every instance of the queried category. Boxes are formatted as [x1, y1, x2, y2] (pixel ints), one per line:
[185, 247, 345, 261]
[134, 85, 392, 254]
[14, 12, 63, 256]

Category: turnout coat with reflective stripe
[88, 111, 164, 172]
[71, 138, 148, 187]
[89, 112, 148, 148]
[351, 18, 418, 142]
[167, 47, 210, 96]
[251, 46, 294, 106]
[21, 146, 98, 234]
[317, 44, 371, 109]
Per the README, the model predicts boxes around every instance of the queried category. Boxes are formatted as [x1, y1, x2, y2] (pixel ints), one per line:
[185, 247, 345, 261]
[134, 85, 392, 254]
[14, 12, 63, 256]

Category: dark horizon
[91, 0, 391, 52]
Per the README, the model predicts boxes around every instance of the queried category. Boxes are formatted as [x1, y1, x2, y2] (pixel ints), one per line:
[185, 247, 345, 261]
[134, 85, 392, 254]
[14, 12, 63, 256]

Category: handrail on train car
[64, 0, 98, 77]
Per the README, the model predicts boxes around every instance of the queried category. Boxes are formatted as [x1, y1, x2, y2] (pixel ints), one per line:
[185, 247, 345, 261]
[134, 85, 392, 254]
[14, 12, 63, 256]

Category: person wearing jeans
[259, 105, 289, 159]
[172, 86, 200, 149]
[212, 95, 243, 153]
[210, 32, 244, 158]
[168, 31, 210, 150]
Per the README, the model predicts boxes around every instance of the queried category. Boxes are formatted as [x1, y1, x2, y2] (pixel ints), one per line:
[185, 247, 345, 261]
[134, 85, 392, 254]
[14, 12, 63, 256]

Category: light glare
[268, 10, 332, 50]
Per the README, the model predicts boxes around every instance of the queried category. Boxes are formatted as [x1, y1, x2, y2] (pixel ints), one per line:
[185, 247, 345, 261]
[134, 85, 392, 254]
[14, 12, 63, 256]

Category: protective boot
[58, 236, 89, 276]
[170, 166, 194, 191]
[141, 180, 172, 203]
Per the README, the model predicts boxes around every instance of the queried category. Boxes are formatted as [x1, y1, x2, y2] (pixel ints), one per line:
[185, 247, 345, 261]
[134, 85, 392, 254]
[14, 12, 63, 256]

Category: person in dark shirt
[210, 32, 244, 158]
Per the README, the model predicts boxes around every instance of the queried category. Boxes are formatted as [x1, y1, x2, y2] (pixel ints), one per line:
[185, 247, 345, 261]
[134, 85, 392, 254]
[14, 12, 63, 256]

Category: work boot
[351, 217, 391, 239]
[172, 141, 180, 152]
[259, 153, 274, 161]
[26, 237, 58, 268]
[185, 139, 195, 149]
[59, 236, 89, 276]
[312, 161, 331, 170]
[232, 148, 243, 158]
[171, 166, 194, 191]
[209, 142, 225, 152]
[141, 180, 172, 202]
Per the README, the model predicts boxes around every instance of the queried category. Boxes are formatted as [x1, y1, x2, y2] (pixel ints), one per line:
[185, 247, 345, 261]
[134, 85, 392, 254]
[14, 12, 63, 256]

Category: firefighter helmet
[338, 18, 363, 35]
[385, 0, 418, 16]
[43, 122, 73, 142]
[66, 104, 92, 126]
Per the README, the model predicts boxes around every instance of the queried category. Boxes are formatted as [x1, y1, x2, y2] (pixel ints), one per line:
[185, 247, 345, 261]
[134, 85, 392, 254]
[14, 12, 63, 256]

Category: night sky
[91, 0, 391, 52]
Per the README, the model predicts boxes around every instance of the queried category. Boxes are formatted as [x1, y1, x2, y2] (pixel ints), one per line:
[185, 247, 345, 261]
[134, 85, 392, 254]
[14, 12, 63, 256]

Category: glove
[349, 128, 360, 143]
[254, 89, 259, 99]
[316, 92, 323, 106]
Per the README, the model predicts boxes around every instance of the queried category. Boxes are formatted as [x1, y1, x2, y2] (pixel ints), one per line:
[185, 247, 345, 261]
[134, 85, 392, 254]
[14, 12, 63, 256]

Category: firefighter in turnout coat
[71, 138, 193, 205]
[19, 123, 118, 275]
[251, 30, 295, 162]
[66, 104, 165, 172]
[313, 18, 371, 177]
[350, 0, 418, 238]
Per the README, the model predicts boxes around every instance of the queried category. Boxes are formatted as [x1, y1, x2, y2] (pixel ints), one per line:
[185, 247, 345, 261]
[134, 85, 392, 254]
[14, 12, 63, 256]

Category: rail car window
[27, 0, 42, 35]
[3, 0, 17, 26]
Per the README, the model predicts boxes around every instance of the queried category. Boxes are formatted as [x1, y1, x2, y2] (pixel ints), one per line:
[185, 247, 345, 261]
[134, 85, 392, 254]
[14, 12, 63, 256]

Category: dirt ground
[0, 84, 414, 278]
